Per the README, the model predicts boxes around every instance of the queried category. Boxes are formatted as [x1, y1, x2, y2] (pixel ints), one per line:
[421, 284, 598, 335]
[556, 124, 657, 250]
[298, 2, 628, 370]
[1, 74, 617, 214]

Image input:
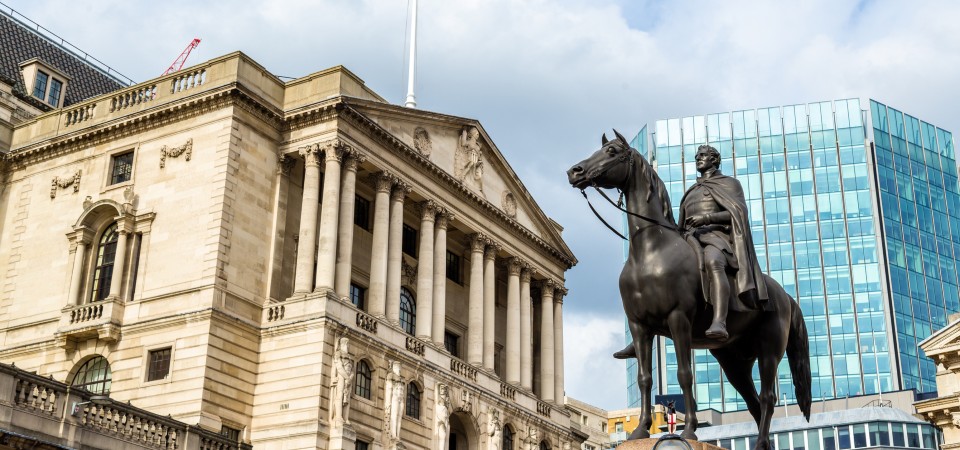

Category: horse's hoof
[680, 431, 698, 441]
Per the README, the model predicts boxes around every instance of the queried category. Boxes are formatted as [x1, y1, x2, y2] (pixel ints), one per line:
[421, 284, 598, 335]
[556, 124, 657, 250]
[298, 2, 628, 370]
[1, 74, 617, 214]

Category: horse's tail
[786, 300, 812, 421]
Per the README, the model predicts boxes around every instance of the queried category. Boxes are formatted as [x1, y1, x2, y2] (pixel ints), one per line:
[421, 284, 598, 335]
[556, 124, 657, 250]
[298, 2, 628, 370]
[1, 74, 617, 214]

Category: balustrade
[110, 84, 157, 112]
[170, 68, 207, 94]
[266, 304, 285, 322]
[536, 401, 551, 416]
[64, 103, 95, 126]
[500, 383, 517, 401]
[450, 358, 478, 382]
[405, 336, 425, 356]
[356, 310, 378, 333]
[68, 302, 104, 324]
[13, 372, 64, 416]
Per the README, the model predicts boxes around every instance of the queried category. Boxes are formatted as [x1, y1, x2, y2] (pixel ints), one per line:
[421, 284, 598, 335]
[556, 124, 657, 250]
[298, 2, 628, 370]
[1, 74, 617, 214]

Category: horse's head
[567, 129, 635, 191]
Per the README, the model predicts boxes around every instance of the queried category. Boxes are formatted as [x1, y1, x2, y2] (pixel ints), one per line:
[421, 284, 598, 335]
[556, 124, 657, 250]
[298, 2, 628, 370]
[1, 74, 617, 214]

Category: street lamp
[71, 395, 111, 416]
[653, 434, 693, 450]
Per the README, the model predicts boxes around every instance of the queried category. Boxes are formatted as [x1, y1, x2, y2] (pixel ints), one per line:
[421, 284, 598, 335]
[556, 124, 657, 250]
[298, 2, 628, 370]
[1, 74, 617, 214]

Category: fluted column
[506, 257, 522, 385]
[368, 172, 394, 317]
[467, 234, 487, 366]
[68, 227, 93, 306]
[334, 152, 364, 298]
[294, 145, 321, 294]
[519, 266, 534, 390]
[385, 182, 409, 324]
[314, 143, 344, 292]
[415, 201, 437, 339]
[539, 280, 556, 402]
[483, 241, 499, 372]
[554, 287, 566, 404]
[107, 228, 130, 300]
[432, 210, 453, 346]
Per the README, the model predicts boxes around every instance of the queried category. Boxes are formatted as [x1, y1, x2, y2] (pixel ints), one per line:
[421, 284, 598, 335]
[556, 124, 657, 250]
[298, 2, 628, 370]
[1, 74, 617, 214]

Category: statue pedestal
[328, 423, 356, 450]
[616, 439, 726, 450]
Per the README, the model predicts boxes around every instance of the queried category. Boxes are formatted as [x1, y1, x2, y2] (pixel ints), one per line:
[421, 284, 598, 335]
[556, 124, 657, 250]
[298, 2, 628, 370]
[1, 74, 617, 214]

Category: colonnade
[288, 140, 566, 403]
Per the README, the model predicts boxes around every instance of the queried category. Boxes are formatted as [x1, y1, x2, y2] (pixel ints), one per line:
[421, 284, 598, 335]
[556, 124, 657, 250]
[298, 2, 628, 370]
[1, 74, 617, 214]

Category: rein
[580, 152, 677, 241]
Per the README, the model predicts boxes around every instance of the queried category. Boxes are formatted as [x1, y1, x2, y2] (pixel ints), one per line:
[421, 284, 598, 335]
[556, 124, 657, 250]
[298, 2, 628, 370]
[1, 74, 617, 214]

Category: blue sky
[10, 0, 960, 410]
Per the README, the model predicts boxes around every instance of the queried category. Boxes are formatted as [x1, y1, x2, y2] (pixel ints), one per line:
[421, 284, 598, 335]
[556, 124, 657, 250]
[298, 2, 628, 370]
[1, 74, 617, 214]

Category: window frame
[349, 283, 367, 310]
[110, 151, 135, 186]
[146, 347, 173, 382]
[401, 224, 418, 257]
[354, 195, 371, 230]
[33, 70, 49, 99]
[47, 77, 63, 106]
[71, 356, 112, 395]
[446, 251, 463, 283]
[405, 382, 421, 419]
[354, 360, 373, 400]
[399, 287, 416, 335]
[90, 223, 119, 303]
[444, 331, 460, 357]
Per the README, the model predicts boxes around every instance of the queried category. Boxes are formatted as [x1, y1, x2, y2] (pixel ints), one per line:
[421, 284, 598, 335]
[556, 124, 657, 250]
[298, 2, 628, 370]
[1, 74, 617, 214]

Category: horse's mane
[630, 146, 677, 227]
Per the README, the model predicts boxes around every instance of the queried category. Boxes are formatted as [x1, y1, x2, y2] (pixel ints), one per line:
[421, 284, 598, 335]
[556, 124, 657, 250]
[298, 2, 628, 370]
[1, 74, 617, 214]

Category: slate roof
[0, 12, 127, 109]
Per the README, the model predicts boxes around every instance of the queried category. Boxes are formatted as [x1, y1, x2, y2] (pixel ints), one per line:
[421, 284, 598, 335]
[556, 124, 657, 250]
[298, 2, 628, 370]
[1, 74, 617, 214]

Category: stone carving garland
[455, 126, 484, 193]
[50, 170, 81, 199]
[160, 138, 192, 168]
[413, 127, 432, 157]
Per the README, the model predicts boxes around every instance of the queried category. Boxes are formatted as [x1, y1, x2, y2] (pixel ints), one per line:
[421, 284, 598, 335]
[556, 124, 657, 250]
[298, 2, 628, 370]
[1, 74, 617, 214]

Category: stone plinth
[617, 438, 726, 450]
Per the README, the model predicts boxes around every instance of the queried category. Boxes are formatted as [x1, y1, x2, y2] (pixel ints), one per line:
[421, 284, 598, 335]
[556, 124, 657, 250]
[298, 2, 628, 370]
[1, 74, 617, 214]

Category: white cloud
[563, 313, 628, 410]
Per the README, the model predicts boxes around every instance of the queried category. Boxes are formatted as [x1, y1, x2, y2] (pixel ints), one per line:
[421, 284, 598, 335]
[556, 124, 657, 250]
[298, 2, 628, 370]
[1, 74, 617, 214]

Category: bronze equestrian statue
[567, 131, 811, 450]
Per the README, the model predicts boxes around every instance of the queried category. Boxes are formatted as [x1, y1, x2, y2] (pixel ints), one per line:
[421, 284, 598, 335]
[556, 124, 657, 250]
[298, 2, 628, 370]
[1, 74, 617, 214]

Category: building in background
[915, 313, 960, 448]
[565, 397, 610, 450]
[0, 6, 585, 450]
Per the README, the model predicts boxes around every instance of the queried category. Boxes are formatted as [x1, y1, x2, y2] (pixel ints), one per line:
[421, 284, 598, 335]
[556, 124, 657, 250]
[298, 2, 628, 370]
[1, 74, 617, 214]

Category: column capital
[555, 286, 568, 304]
[68, 225, 94, 245]
[484, 240, 501, 260]
[507, 257, 523, 276]
[418, 200, 438, 221]
[436, 209, 454, 230]
[321, 142, 344, 163]
[469, 233, 489, 252]
[342, 151, 364, 172]
[391, 181, 411, 201]
[277, 152, 297, 176]
[299, 144, 322, 167]
[536, 279, 557, 296]
[370, 171, 395, 193]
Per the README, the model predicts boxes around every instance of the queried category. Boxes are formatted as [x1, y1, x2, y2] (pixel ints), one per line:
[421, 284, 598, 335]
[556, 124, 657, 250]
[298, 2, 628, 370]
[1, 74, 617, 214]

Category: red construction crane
[162, 38, 201, 75]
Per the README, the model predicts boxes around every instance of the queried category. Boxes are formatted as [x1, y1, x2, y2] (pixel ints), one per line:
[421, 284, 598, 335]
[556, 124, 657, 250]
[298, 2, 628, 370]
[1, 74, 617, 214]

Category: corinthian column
[539, 280, 556, 402]
[432, 210, 453, 346]
[368, 172, 394, 317]
[483, 241, 499, 372]
[334, 152, 364, 298]
[506, 257, 522, 385]
[107, 227, 130, 300]
[385, 182, 409, 324]
[294, 144, 321, 294]
[554, 287, 567, 404]
[467, 234, 487, 366]
[519, 265, 534, 390]
[415, 200, 437, 339]
[68, 227, 93, 306]
[314, 143, 344, 292]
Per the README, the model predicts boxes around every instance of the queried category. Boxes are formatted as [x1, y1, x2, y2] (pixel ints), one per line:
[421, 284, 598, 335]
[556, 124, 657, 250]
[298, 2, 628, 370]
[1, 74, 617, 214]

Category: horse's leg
[756, 347, 783, 450]
[711, 348, 761, 425]
[627, 324, 654, 439]
[667, 311, 698, 440]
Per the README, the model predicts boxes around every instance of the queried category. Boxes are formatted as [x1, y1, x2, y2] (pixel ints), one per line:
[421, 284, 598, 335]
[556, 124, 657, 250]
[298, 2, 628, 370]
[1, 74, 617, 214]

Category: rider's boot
[705, 268, 730, 340]
[613, 343, 636, 359]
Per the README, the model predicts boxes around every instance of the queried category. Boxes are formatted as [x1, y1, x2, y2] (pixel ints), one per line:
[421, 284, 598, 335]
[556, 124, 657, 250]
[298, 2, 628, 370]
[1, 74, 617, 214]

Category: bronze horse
[567, 131, 811, 449]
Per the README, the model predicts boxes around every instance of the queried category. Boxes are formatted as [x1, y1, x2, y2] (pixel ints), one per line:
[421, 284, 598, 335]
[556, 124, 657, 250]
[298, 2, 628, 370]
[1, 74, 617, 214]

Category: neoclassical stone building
[0, 49, 583, 450]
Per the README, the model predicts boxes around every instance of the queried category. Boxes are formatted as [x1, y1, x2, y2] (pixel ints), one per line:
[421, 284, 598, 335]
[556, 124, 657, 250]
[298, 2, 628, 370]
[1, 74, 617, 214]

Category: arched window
[71, 356, 112, 394]
[539, 441, 550, 450]
[405, 382, 421, 419]
[503, 425, 514, 450]
[399, 288, 416, 335]
[354, 360, 372, 399]
[91, 223, 118, 302]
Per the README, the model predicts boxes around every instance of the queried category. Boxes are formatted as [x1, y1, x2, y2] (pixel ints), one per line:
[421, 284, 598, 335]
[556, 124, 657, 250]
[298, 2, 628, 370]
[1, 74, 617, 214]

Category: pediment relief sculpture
[501, 191, 517, 218]
[455, 126, 484, 193]
[414, 127, 432, 158]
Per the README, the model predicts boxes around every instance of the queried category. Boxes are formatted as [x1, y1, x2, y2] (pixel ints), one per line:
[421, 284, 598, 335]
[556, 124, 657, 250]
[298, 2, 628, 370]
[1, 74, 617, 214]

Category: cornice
[339, 103, 576, 269]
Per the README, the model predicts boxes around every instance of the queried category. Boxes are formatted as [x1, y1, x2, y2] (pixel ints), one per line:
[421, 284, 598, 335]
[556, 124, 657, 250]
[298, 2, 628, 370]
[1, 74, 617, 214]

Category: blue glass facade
[625, 99, 959, 411]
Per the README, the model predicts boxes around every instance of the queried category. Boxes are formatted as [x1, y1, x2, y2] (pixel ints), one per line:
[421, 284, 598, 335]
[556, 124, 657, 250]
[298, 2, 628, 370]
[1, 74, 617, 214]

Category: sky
[9, 0, 960, 411]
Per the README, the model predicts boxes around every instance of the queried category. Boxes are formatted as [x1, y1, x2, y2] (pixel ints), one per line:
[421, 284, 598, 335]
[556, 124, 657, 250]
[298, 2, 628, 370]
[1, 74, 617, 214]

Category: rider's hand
[686, 215, 709, 227]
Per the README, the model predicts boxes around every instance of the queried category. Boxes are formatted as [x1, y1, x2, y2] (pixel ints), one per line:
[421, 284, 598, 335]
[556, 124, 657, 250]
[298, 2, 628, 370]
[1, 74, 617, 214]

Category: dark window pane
[111, 152, 134, 184]
[71, 356, 112, 394]
[33, 71, 48, 98]
[92, 223, 119, 302]
[503, 427, 513, 450]
[220, 426, 240, 441]
[402, 224, 418, 257]
[405, 382, 420, 419]
[852, 425, 866, 448]
[355, 360, 371, 399]
[444, 331, 459, 357]
[48, 78, 62, 106]
[446, 251, 462, 283]
[147, 348, 171, 381]
[400, 288, 416, 335]
[357, 441, 370, 450]
[350, 283, 366, 310]
[354, 196, 370, 229]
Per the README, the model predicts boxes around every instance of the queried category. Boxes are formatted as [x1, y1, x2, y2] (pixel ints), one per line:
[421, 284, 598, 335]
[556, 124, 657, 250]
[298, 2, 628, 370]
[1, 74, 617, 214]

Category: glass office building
[625, 99, 959, 412]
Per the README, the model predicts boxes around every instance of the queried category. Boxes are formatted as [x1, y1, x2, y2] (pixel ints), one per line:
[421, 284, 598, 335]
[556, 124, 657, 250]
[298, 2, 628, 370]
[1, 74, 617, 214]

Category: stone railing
[500, 383, 517, 401]
[171, 68, 207, 94]
[450, 358, 478, 382]
[0, 362, 252, 450]
[266, 304, 285, 322]
[66, 301, 104, 324]
[536, 401, 551, 416]
[110, 84, 157, 112]
[405, 336, 425, 356]
[64, 103, 95, 126]
[57, 298, 124, 345]
[356, 310, 378, 333]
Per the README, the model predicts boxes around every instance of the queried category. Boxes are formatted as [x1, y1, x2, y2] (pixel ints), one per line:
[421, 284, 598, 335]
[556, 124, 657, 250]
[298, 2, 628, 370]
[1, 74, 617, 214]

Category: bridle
[579, 148, 677, 241]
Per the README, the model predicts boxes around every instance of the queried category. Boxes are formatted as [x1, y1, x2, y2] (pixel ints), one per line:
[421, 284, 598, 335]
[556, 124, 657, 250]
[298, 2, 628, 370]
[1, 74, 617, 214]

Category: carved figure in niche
[435, 383, 451, 450]
[414, 127, 432, 157]
[526, 428, 539, 450]
[458, 389, 473, 414]
[501, 191, 517, 218]
[384, 360, 405, 441]
[455, 126, 484, 192]
[486, 407, 502, 450]
[329, 337, 355, 425]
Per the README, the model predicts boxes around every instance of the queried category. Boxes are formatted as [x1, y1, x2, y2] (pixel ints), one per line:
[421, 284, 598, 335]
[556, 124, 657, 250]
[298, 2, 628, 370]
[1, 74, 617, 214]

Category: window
[91, 223, 119, 302]
[356, 441, 370, 450]
[601, 422, 607, 432]
[400, 288, 416, 335]
[446, 251, 462, 283]
[33, 70, 48, 99]
[355, 360, 372, 399]
[71, 356, 112, 394]
[402, 224, 418, 257]
[444, 331, 460, 357]
[405, 382, 421, 419]
[350, 283, 366, 310]
[503, 426, 514, 450]
[615, 422, 623, 433]
[48, 78, 63, 106]
[354, 196, 371, 230]
[220, 426, 241, 442]
[146, 348, 172, 381]
[110, 152, 134, 185]
[540, 442, 550, 450]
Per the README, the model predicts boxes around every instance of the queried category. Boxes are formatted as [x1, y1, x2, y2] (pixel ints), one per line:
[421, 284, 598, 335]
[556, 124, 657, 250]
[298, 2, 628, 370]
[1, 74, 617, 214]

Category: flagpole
[404, 0, 418, 108]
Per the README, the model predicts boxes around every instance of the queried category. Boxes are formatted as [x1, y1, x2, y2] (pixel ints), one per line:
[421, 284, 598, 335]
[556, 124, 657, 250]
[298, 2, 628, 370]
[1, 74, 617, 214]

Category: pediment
[919, 318, 960, 355]
[344, 99, 573, 265]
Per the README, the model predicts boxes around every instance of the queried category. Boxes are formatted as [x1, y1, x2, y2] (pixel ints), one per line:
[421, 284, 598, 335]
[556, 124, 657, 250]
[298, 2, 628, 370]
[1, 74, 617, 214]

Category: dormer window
[48, 78, 63, 106]
[33, 71, 48, 99]
[20, 58, 70, 108]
